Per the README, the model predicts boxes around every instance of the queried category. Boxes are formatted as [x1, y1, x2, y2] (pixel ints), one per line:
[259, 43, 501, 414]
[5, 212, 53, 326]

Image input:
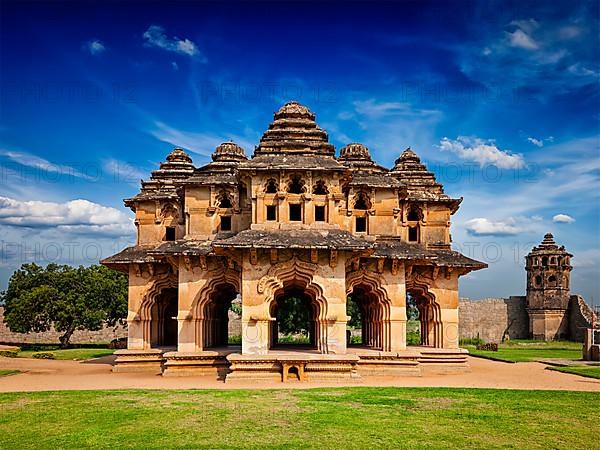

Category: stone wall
[0, 306, 127, 345]
[568, 295, 594, 342]
[458, 297, 529, 343]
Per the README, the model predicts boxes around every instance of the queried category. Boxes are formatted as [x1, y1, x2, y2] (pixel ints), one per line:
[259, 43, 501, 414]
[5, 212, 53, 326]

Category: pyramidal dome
[253, 101, 335, 156]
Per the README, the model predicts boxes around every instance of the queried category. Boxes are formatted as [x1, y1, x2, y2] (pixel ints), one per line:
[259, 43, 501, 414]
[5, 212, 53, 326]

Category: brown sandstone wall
[568, 295, 594, 342]
[458, 296, 529, 343]
[0, 306, 127, 345]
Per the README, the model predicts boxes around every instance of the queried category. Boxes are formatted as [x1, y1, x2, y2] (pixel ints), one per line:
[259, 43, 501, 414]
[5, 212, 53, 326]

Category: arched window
[534, 275, 542, 286]
[550, 257, 556, 265]
[407, 205, 422, 222]
[287, 174, 305, 194]
[542, 256, 548, 266]
[265, 178, 278, 194]
[312, 180, 329, 195]
[353, 192, 370, 210]
[218, 192, 232, 209]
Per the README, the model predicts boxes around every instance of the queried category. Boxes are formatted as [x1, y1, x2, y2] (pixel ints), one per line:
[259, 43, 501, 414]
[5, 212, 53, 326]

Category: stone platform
[113, 346, 470, 380]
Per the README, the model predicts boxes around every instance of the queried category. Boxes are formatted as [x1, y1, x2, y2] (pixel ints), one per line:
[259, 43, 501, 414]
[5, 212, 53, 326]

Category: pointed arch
[406, 276, 442, 348]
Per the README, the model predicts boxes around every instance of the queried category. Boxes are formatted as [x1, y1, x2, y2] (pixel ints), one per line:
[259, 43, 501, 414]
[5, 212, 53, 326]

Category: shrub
[476, 343, 498, 352]
[228, 335, 242, 345]
[32, 352, 55, 359]
[407, 331, 421, 346]
[108, 338, 127, 349]
[460, 337, 485, 346]
[349, 335, 362, 345]
[0, 349, 19, 358]
[277, 334, 310, 344]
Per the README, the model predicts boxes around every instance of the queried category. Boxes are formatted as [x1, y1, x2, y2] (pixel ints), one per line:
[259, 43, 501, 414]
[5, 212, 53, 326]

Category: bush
[460, 337, 486, 346]
[349, 335, 362, 345]
[228, 335, 242, 345]
[476, 343, 498, 352]
[108, 338, 127, 349]
[407, 331, 421, 346]
[32, 352, 55, 359]
[0, 349, 19, 358]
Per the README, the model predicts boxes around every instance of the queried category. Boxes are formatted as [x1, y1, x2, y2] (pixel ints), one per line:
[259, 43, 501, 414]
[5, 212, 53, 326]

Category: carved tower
[525, 233, 573, 340]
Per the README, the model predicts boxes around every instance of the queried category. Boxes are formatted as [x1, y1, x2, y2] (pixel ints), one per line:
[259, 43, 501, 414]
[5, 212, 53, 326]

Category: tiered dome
[253, 101, 335, 156]
[529, 233, 570, 255]
[212, 141, 247, 162]
[149, 148, 195, 182]
[391, 148, 447, 199]
[339, 143, 373, 162]
[125, 148, 195, 206]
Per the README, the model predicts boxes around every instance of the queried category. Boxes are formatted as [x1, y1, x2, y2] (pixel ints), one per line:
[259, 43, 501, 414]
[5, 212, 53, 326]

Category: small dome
[212, 141, 247, 162]
[274, 101, 315, 120]
[339, 143, 372, 162]
[395, 147, 420, 165]
[166, 147, 193, 164]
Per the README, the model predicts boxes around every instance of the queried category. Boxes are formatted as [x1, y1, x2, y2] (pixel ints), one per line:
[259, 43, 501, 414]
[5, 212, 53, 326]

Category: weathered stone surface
[0, 307, 126, 345]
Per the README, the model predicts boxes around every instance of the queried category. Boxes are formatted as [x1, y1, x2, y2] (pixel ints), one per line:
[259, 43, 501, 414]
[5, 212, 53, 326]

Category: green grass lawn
[465, 340, 582, 363]
[0, 370, 20, 377]
[17, 348, 114, 361]
[547, 365, 600, 380]
[0, 388, 597, 449]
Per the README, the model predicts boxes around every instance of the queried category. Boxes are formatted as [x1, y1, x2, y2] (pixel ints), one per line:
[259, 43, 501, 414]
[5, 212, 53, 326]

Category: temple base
[112, 348, 167, 374]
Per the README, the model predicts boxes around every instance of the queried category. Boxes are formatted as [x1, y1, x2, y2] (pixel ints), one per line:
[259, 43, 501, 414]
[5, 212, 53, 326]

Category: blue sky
[0, 0, 598, 303]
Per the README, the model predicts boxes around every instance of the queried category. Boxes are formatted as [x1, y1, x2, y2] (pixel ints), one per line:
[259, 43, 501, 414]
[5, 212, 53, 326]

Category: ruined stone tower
[525, 233, 573, 340]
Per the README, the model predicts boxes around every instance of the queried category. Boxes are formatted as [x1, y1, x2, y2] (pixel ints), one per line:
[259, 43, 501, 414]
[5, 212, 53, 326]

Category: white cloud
[553, 214, 575, 224]
[171, 61, 179, 71]
[143, 25, 202, 58]
[0, 148, 98, 181]
[439, 136, 525, 169]
[507, 29, 539, 50]
[464, 218, 521, 236]
[527, 137, 543, 147]
[84, 39, 106, 55]
[149, 121, 254, 159]
[353, 99, 440, 120]
[0, 196, 133, 236]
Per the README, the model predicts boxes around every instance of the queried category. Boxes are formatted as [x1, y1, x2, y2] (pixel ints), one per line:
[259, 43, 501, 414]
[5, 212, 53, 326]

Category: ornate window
[312, 180, 329, 195]
[217, 191, 232, 209]
[287, 174, 306, 194]
[535, 275, 542, 286]
[542, 256, 548, 266]
[407, 205, 423, 222]
[353, 192, 371, 210]
[265, 178, 278, 194]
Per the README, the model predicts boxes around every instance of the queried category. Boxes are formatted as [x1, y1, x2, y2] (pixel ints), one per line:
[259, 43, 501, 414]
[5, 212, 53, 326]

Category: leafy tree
[1, 263, 128, 348]
[346, 295, 362, 328]
[276, 295, 310, 335]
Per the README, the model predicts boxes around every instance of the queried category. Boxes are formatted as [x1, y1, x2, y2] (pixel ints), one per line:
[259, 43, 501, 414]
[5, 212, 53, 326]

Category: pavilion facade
[103, 102, 486, 380]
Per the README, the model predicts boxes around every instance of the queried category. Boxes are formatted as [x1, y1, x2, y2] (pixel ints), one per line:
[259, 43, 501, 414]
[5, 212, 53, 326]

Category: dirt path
[1, 355, 599, 392]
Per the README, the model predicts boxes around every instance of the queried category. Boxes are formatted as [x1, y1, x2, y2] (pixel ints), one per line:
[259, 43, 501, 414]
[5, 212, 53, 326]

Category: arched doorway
[269, 287, 318, 350]
[150, 287, 178, 347]
[202, 283, 238, 349]
[347, 285, 386, 350]
[406, 288, 442, 347]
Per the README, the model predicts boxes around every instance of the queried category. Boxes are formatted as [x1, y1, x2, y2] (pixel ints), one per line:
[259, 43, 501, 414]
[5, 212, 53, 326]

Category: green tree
[1, 263, 128, 348]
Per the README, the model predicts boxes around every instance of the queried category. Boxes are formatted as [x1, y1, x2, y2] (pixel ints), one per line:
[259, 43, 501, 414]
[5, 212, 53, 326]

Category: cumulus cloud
[553, 214, 575, 224]
[463, 218, 521, 236]
[143, 25, 202, 58]
[507, 28, 539, 50]
[439, 136, 525, 169]
[0, 196, 133, 237]
[83, 39, 106, 55]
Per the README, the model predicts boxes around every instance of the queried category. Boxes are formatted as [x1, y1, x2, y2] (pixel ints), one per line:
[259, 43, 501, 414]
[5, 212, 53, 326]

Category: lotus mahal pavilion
[102, 102, 487, 381]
